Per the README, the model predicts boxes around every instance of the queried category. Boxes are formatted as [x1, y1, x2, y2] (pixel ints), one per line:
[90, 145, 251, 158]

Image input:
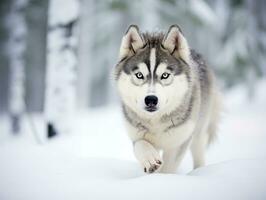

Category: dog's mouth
[145, 106, 157, 112]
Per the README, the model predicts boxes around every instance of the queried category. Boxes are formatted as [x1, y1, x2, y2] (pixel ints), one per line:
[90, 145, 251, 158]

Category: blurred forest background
[0, 0, 265, 137]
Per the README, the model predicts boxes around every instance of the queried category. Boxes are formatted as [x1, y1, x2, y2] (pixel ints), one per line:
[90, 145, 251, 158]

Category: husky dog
[114, 25, 221, 173]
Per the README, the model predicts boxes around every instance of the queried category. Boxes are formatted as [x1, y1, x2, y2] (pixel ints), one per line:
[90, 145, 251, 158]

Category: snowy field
[0, 81, 266, 200]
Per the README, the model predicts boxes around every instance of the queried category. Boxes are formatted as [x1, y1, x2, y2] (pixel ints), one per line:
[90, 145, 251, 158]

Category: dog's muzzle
[144, 95, 158, 112]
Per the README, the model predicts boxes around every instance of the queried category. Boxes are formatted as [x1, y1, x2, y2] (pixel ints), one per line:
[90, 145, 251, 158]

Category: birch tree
[44, 0, 79, 138]
[7, 0, 28, 133]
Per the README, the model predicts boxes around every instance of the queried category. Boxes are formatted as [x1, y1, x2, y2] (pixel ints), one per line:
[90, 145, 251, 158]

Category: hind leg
[191, 108, 219, 169]
[190, 133, 208, 169]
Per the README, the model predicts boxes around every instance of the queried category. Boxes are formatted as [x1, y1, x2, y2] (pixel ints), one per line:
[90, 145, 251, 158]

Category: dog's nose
[145, 95, 158, 107]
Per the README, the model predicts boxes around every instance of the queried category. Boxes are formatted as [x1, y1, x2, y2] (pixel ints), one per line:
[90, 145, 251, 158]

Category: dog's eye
[135, 72, 144, 79]
[161, 72, 170, 80]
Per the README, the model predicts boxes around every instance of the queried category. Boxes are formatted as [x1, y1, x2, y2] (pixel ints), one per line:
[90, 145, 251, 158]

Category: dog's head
[115, 25, 193, 117]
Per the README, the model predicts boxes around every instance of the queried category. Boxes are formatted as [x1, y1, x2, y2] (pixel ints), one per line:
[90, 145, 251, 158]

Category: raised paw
[134, 140, 163, 174]
[141, 152, 163, 174]
[144, 160, 162, 173]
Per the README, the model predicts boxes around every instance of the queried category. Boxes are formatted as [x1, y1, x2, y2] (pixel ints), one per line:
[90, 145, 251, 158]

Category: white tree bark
[44, 0, 80, 138]
[7, 0, 28, 133]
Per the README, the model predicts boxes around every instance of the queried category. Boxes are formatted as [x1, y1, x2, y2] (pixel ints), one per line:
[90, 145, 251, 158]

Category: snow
[0, 80, 266, 199]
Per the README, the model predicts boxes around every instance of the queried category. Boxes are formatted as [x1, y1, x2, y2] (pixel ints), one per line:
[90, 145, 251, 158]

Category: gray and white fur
[114, 25, 221, 173]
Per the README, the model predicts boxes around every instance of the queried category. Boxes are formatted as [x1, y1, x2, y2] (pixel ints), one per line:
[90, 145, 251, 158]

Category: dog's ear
[118, 25, 144, 60]
[162, 25, 190, 63]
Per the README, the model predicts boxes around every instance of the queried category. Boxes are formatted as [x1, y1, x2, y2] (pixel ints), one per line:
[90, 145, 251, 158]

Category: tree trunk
[44, 0, 80, 138]
[7, 0, 28, 133]
[25, 0, 49, 112]
[0, 0, 11, 113]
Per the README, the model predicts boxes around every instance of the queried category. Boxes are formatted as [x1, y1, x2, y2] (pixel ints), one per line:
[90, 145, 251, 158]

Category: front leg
[160, 138, 191, 173]
[134, 140, 163, 173]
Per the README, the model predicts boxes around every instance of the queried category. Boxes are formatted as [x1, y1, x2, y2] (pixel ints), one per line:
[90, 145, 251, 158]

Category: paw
[141, 151, 163, 174]
[144, 159, 162, 173]
[134, 140, 163, 174]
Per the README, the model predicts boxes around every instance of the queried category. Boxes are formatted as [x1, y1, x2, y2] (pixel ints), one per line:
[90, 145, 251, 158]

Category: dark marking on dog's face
[120, 34, 188, 87]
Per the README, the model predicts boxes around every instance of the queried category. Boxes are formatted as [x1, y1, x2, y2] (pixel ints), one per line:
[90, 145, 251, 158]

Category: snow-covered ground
[0, 80, 266, 200]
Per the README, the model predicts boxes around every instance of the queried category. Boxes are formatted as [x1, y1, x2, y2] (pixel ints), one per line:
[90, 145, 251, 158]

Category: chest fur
[148, 119, 195, 149]
[126, 117, 196, 150]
